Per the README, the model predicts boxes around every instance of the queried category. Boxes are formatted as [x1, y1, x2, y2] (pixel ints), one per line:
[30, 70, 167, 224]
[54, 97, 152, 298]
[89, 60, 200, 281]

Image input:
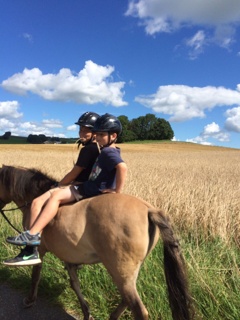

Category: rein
[0, 200, 30, 234]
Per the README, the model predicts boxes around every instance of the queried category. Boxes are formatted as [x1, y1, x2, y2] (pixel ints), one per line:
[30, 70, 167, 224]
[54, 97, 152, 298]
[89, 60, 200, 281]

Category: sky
[1, 0, 240, 149]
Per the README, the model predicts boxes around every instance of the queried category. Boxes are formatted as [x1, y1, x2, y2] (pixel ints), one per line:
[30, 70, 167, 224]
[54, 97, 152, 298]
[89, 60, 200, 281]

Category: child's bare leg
[29, 187, 76, 235]
[29, 190, 53, 229]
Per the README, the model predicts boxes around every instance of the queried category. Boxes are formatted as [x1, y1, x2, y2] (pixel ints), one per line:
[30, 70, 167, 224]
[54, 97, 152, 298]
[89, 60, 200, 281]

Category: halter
[0, 198, 30, 234]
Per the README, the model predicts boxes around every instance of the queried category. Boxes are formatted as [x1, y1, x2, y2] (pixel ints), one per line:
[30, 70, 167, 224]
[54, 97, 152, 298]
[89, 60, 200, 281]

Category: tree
[149, 118, 174, 140]
[118, 114, 174, 142]
[117, 115, 137, 143]
[27, 134, 43, 144]
[1, 131, 11, 140]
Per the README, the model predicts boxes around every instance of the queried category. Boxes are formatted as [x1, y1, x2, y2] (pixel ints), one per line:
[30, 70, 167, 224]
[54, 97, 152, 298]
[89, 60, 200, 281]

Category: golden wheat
[0, 143, 239, 246]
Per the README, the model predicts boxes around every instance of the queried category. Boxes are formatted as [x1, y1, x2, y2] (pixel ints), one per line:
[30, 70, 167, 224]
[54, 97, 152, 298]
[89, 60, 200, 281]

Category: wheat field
[0, 142, 240, 319]
[0, 142, 239, 246]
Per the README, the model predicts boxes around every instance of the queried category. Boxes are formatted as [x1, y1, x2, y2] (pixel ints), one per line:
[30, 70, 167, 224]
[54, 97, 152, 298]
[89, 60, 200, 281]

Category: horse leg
[109, 265, 148, 320]
[23, 263, 42, 307]
[109, 300, 127, 320]
[110, 282, 148, 320]
[65, 263, 94, 320]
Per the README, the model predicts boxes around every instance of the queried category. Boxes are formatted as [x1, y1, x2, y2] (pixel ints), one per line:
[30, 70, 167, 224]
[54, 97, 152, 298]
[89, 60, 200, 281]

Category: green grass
[0, 210, 239, 319]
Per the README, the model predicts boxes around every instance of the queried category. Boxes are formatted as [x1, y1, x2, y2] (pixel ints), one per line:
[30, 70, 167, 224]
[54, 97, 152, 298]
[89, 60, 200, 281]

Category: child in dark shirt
[4, 111, 100, 266]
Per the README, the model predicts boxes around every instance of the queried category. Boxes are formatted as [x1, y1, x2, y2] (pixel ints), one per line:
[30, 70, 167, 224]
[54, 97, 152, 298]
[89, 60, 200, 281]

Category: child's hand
[101, 189, 116, 194]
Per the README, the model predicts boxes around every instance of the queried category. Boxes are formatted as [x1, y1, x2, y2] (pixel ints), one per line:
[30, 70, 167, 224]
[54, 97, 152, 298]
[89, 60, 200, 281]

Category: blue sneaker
[6, 231, 41, 246]
[2, 247, 41, 266]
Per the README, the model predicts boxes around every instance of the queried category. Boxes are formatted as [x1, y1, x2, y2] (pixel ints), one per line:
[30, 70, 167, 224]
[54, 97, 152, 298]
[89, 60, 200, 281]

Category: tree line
[0, 114, 174, 144]
[117, 114, 174, 142]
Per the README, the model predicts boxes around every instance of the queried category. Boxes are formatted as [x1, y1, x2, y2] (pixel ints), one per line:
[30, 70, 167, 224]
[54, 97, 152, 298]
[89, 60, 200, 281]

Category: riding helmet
[92, 113, 122, 135]
[75, 112, 100, 128]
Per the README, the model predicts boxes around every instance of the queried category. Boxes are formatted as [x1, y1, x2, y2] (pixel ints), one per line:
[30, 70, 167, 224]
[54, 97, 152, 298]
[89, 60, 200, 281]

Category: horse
[0, 165, 193, 320]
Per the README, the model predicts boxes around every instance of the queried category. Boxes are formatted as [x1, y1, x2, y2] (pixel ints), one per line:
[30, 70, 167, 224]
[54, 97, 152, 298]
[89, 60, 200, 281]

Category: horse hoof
[23, 297, 36, 308]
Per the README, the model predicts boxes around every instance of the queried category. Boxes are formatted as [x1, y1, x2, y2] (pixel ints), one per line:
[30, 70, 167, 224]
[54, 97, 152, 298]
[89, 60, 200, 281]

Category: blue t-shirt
[82, 147, 123, 197]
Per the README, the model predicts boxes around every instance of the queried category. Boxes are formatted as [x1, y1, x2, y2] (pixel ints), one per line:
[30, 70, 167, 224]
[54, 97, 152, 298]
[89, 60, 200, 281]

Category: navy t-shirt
[75, 142, 99, 182]
[82, 147, 123, 197]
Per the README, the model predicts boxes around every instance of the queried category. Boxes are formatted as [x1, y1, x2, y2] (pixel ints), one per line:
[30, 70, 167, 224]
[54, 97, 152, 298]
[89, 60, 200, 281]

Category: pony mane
[0, 165, 57, 201]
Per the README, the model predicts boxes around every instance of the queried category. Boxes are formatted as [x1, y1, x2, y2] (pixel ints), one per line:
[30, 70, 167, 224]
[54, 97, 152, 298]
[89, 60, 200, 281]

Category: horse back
[41, 193, 159, 265]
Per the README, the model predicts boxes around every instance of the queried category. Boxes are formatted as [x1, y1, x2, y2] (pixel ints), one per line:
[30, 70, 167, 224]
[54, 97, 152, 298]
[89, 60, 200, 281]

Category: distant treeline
[117, 114, 174, 142]
[0, 113, 174, 144]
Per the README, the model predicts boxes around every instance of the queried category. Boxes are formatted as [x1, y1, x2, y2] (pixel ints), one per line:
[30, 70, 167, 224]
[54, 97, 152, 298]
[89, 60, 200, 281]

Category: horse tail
[148, 208, 193, 320]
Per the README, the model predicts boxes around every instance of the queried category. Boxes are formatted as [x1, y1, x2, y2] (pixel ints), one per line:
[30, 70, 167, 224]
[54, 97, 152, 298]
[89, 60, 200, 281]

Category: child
[4, 111, 100, 266]
[5, 113, 127, 266]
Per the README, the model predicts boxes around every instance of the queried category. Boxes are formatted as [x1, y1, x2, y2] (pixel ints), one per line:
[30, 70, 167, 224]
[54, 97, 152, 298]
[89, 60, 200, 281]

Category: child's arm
[102, 162, 127, 194]
[114, 162, 127, 193]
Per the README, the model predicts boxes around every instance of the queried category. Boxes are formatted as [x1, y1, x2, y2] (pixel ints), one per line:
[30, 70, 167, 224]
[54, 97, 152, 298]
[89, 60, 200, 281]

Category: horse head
[0, 165, 56, 207]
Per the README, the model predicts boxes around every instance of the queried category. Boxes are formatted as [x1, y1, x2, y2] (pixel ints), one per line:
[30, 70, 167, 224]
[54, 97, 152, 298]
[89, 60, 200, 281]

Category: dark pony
[0, 165, 55, 203]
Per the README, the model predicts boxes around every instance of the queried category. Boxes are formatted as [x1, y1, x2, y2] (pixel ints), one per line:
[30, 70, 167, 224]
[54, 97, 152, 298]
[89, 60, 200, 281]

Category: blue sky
[1, 0, 240, 148]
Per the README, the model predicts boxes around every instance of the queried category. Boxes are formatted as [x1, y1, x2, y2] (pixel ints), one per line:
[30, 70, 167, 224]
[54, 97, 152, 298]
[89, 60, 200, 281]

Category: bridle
[0, 198, 30, 234]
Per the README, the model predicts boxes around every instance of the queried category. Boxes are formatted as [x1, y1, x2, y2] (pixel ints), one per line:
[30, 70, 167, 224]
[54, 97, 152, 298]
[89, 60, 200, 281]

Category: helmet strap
[105, 132, 117, 147]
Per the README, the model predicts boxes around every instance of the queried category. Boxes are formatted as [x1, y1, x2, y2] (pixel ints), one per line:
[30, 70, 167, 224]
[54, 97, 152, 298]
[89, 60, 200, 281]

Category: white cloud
[186, 137, 213, 146]
[126, 0, 240, 30]
[1, 60, 127, 107]
[203, 122, 220, 134]
[187, 121, 230, 145]
[67, 124, 77, 131]
[0, 118, 15, 131]
[202, 122, 230, 142]
[0, 101, 23, 118]
[135, 84, 240, 121]
[0, 100, 65, 137]
[126, 0, 240, 51]
[186, 30, 206, 59]
[224, 106, 240, 132]
[42, 119, 63, 128]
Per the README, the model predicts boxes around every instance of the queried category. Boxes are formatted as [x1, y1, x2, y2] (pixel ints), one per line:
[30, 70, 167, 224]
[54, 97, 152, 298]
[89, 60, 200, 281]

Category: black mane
[0, 165, 57, 202]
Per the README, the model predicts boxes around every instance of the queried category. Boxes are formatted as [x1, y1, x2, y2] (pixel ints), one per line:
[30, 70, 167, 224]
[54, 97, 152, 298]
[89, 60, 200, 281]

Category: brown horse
[0, 165, 193, 320]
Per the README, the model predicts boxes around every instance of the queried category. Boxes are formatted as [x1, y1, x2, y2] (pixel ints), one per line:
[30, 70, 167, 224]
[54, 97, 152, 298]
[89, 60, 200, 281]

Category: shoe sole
[6, 239, 40, 246]
[2, 258, 42, 267]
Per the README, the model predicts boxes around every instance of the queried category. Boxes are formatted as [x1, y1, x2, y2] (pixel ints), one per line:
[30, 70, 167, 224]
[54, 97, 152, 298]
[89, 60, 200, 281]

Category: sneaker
[2, 247, 41, 266]
[6, 231, 41, 246]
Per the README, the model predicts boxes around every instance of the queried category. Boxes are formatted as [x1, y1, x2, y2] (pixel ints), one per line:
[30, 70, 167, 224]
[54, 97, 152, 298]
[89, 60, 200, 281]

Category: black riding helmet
[92, 113, 122, 147]
[92, 113, 122, 135]
[75, 112, 100, 129]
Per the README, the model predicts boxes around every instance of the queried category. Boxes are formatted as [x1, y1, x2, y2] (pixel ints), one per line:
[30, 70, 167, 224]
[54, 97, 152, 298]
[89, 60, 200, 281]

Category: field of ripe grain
[0, 142, 239, 319]
[0, 142, 239, 246]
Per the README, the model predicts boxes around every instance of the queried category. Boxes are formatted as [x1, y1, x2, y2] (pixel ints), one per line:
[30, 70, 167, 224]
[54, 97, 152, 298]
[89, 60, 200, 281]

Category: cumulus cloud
[135, 84, 240, 121]
[0, 101, 23, 119]
[126, 0, 240, 52]
[1, 60, 127, 107]
[224, 106, 240, 132]
[0, 100, 66, 137]
[187, 122, 230, 145]
[0, 118, 15, 131]
[18, 121, 53, 136]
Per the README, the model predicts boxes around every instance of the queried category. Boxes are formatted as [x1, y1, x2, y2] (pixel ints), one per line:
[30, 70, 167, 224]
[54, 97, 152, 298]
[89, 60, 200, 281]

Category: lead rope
[0, 205, 26, 233]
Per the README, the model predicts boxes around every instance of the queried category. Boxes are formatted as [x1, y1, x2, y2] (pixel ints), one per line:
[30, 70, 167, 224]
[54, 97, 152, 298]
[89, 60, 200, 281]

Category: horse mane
[0, 165, 57, 201]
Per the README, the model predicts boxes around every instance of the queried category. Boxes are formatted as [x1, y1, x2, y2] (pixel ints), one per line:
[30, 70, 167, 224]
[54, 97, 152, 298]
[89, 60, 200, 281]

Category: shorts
[70, 184, 86, 201]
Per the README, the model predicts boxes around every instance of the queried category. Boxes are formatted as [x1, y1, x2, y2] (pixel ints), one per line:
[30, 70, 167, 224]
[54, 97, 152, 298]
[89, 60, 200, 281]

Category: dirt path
[0, 283, 79, 320]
